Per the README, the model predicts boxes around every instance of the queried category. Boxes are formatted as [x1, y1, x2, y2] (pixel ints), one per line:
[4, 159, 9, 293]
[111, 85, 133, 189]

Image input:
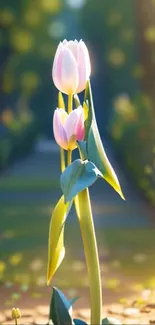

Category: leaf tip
[119, 189, 126, 201]
[47, 267, 52, 286]
[120, 191, 125, 201]
[114, 183, 125, 201]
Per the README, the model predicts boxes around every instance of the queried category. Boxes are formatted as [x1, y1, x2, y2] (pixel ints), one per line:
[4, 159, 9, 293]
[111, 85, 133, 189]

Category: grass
[0, 176, 59, 192]
[0, 168, 155, 294]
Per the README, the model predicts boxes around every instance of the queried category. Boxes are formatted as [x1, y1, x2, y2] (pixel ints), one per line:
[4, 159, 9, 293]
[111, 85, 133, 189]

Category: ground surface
[0, 140, 155, 324]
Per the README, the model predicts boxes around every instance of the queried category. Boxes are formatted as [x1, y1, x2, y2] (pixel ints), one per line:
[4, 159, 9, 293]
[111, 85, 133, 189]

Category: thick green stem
[76, 189, 102, 325]
[68, 94, 73, 114]
[67, 94, 73, 165]
[60, 148, 65, 172]
[67, 149, 72, 166]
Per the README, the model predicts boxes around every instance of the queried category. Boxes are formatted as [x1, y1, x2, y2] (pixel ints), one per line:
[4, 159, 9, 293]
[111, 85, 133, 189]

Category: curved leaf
[102, 317, 122, 324]
[47, 196, 73, 285]
[49, 287, 72, 325]
[85, 81, 125, 200]
[83, 100, 92, 140]
[60, 159, 102, 202]
[58, 92, 65, 109]
[74, 94, 81, 108]
[77, 141, 88, 160]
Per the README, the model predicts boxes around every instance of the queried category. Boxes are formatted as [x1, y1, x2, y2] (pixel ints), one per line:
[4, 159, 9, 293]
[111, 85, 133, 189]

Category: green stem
[67, 149, 72, 166]
[60, 148, 65, 172]
[15, 319, 18, 325]
[76, 188, 102, 325]
[68, 94, 73, 114]
[67, 94, 73, 165]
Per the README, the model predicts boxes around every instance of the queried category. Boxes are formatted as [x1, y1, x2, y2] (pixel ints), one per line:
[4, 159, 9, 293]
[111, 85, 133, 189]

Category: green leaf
[74, 94, 81, 108]
[83, 100, 92, 140]
[102, 317, 122, 324]
[77, 141, 88, 160]
[73, 319, 88, 325]
[49, 287, 72, 325]
[47, 196, 73, 285]
[70, 296, 79, 306]
[60, 159, 102, 202]
[84, 81, 125, 200]
[58, 92, 65, 109]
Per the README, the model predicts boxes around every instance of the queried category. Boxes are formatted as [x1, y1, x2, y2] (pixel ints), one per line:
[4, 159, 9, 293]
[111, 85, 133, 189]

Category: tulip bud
[52, 40, 91, 95]
[11, 308, 21, 320]
[53, 106, 84, 150]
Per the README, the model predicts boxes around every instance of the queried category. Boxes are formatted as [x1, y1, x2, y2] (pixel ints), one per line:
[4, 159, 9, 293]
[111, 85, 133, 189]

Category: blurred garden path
[1, 139, 153, 228]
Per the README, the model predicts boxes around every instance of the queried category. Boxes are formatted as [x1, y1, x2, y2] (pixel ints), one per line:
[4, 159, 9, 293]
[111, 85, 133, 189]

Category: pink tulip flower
[52, 39, 91, 95]
[53, 106, 84, 150]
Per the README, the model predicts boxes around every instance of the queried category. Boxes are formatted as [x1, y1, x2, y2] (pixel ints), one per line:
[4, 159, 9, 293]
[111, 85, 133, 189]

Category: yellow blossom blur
[9, 253, 23, 266]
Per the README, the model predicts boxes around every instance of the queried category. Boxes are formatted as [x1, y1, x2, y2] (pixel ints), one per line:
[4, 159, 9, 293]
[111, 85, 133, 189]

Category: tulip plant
[47, 40, 124, 325]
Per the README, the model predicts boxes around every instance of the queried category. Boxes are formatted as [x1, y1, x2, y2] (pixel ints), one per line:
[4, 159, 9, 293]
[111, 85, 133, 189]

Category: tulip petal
[58, 107, 68, 124]
[64, 107, 84, 148]
[77, 40, 91, 93]
[62, 39, 68, 45]
[74, 106, 85, 141]
[65, 40, 78, 60]
[52, 42, 63, 92]
[53, 109, 68, 150]
[61, 48, 79, 95]
[64, 109, 79, 141]
[80, 40, 91, 77]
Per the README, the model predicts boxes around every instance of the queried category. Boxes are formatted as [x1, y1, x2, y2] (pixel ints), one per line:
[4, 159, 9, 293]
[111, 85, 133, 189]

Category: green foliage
[60, 159, 101, 203]
[0, 0, 65, 166]
[80, 0, 138, 99]
[109, 93, 155, 205]
[49, 287, 87, 325]
[47, 196, 73, 285]
[0, 137, 12, 169]
[0, 120, 39, 170]
[77, 141, 88, 160]
[80, 1, 155, 205]
[49, 287, 72, 325]
[84, 82, 125, 200]
[0, 0, 64, 138]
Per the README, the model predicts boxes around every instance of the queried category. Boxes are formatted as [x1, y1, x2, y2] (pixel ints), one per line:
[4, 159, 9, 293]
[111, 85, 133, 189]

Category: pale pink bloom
[52, 39, 91, 95]
[53, 106, 84, 150]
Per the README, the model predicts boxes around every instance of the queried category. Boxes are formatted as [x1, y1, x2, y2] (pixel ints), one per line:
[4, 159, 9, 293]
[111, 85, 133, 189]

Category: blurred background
[0, 0, 155, 314]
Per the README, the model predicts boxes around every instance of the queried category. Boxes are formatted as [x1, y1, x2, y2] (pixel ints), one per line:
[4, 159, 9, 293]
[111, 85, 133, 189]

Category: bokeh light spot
[40, 0, 61, 13]
[20, 72, 41, 91]
[107, 49, 126, 67]
[11, 30, 34, 52]
[0, 261, 6, 273]
[106, 11, 122, 27]
[9, 253, 23, 266]
[48, 20, 66, 39]
[24, 10, 41, 27]
[132, 65, 145, 79]
[65, 0, 86, 9]
[144, 27, 155, 42]
[0, 9, 14, 26]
